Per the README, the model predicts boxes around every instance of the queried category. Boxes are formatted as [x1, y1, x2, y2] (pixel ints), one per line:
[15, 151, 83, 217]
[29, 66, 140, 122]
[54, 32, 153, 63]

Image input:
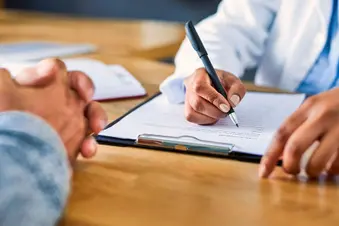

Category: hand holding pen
[183, 21, 246, 126]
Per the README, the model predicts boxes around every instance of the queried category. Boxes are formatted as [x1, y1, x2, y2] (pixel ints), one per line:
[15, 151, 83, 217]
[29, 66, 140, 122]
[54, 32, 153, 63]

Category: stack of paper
[2, 58, 147, 101]
[99, 92, 305, 156]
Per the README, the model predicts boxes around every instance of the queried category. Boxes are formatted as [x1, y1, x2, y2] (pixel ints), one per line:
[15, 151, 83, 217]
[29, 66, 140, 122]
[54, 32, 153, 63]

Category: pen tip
[236, 124, 239, 127]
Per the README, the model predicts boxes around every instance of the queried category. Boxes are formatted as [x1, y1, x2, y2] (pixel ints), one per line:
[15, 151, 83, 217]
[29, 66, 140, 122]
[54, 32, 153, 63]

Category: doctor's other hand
[259, 87, 339, 178]
[184, 68, 246, 125]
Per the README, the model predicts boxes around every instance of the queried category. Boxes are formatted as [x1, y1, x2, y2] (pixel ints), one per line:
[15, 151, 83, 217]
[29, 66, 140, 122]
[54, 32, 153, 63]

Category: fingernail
[219, 104, 230, 113]
[259, 164, 267, 178]
[230, 95, 240, 106]
[89, 138, 97, 155]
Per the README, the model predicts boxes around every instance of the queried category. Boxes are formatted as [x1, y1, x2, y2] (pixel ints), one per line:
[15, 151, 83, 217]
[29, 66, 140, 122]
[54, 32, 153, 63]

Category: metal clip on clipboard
[136, 134, 235, 156]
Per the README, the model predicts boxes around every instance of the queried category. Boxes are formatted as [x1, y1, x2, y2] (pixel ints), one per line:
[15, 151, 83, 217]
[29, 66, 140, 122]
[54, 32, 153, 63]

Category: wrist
[0, 111, 66, 153]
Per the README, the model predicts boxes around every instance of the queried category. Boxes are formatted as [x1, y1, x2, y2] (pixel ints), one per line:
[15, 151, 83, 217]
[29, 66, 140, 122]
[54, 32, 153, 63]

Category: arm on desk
[0, 112, 70, 226]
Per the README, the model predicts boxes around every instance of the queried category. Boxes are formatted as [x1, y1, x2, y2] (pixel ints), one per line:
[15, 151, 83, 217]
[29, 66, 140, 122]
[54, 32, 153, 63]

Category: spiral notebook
[97, 92, 305, 162]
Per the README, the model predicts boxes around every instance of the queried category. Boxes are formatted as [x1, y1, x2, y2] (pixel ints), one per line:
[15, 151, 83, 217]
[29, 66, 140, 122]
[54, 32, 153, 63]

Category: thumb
[15, 65, 56, 87]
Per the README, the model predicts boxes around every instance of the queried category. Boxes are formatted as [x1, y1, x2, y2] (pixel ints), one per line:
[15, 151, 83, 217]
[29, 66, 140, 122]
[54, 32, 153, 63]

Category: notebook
[0, 41, 96, 62]
[2, 58, 147, 101]
[97, 92, 305, 159]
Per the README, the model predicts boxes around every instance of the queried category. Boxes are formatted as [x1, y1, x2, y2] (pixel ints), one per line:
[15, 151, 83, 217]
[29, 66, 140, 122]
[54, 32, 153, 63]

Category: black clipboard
[95, 92, 270, 164]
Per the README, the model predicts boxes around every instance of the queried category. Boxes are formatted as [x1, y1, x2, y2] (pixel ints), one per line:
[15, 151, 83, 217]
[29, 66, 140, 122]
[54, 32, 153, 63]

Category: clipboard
[96, 92, 265, 164]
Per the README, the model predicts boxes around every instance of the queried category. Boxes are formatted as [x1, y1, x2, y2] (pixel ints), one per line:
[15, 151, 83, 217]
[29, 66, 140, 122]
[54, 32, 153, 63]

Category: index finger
[220, 72, 246, 107]
[259, 108, 307, 178]
[68, 71, 95, 103]
[85, 101, 107, 134]
[15, 67, 56, 87]
[190, 69, 231, 114]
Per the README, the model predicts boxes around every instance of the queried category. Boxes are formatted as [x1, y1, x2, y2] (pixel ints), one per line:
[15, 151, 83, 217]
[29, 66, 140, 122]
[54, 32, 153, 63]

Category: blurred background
[5, 0, 221, 23]
[2, 0, 256, 80]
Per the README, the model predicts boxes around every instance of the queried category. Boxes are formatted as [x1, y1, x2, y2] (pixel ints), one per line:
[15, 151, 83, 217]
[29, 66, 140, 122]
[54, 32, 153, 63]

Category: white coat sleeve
[160, 0, 281, 103]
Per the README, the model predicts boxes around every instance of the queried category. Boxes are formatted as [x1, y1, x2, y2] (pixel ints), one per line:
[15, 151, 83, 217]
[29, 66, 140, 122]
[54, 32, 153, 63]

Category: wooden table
[59, 56, 339, 226]
[0, 10, 185, 59]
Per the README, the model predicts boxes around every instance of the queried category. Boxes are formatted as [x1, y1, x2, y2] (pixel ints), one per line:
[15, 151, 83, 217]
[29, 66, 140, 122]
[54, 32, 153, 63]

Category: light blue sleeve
[0, 111, 70, 226]
[160, 0, 281, 104]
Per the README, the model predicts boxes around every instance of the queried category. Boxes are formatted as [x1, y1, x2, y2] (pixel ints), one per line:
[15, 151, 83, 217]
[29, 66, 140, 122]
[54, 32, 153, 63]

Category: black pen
[185, 20, 239, 127]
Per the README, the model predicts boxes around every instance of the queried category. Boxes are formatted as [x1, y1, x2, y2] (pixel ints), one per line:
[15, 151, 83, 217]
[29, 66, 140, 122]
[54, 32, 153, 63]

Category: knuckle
[263, 150, 275, 160]
[195, 68, 207, 75]
[314, 103, 337, 121]
[73, 70, 94, 90]
[191, 82, 205, 94]
[74, 70, 91, 81]
[185, 110, 195, 123]
[238, 83, 247, 95]
[219, 70, 232, 81]
[286, 140, 303, 158]
[52, 58, 66, 69]
[303, 96, 318, 108]
[43, 58, 67, 72]
[215, 70, 225, 77]
[184, 70, 200, 86]
[282, 164, 299, 175]
[282, 145, 303, 175]
[190, 97, 204, 112]
[275, 124, 292, 143]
